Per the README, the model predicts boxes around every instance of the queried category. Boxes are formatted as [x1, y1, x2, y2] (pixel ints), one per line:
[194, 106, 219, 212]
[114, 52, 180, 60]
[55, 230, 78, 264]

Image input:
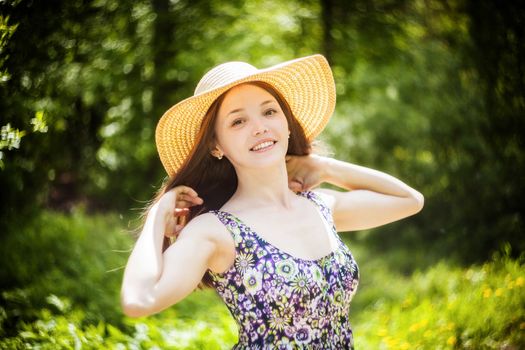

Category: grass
[0, 210, 523, 349]
[352, 257, 525, 349]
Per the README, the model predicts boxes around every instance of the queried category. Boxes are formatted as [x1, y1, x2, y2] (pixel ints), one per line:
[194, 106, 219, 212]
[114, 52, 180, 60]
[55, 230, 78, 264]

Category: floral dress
[208, 191, 359, 349]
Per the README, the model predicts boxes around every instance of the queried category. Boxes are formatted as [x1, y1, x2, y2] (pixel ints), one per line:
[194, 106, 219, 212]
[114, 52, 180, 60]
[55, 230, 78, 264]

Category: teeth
[252, 141, 274, 151]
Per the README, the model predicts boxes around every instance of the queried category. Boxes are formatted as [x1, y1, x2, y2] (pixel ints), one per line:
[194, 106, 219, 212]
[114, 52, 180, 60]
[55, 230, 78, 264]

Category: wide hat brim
[155, 54, 336, 176]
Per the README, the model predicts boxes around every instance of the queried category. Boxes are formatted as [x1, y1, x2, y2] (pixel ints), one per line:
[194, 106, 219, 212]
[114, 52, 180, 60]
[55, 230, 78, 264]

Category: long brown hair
[149, 81, 312, 284]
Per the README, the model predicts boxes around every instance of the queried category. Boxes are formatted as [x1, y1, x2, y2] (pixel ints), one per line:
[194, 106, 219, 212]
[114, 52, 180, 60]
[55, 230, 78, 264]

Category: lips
[250, 140, 276, 152]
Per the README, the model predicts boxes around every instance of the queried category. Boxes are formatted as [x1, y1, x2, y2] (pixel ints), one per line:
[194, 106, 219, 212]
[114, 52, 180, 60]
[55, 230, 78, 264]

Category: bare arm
[286, 155, 424, 231]
[120, 186, 216, 317]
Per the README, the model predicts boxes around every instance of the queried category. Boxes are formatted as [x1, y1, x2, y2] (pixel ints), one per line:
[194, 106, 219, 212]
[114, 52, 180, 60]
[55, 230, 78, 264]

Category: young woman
[121, 54, 424, 349]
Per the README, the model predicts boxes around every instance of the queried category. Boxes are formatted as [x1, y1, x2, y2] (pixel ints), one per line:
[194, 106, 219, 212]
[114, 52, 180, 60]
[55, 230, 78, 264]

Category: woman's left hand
[286, 154, 327, 192]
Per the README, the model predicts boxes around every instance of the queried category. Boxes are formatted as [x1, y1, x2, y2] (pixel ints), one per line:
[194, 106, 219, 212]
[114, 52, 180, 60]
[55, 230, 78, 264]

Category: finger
[173, 207, 190, 216]
[302, 182, 313, 191]
[288, 180, 303, 192]
[185, 195, 204, 205]
[176, 194, 204, 205]
[174, 186, 199, 198]
[164, 231, 176, 238]
[290, 178, 303, 186]
[176, 214, 187, 227]
[164, 220, 177, 237]
[175, 199, 202, 209]
[175, 199, 192, 208]
[165, 221, 185, 238]
[176, 193, 197, 202]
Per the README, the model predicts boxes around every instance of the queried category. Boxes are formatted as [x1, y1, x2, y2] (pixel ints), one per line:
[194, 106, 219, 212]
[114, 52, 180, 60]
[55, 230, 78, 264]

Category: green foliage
[321, 0, 524, 263]
[1, 112, 48, 169]
[0, 123, 25, 160]
[1, 0, 523, 263]
[0, 0, 326, 216]
[352, 253, 525, 349]
[1, 292, 236, 349]
[0, 210, 237, 348]
[0, 13, 17, 80]
[1, 0, 524, 347]
[0, 209, 131, 330]
[1, 212, 523, 348]
[1, 1, 524, 348]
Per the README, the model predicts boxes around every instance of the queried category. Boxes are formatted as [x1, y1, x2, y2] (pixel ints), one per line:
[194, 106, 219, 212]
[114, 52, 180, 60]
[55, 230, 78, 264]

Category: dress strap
[209, 210, 248, 250]
[298, 190, 337, 231]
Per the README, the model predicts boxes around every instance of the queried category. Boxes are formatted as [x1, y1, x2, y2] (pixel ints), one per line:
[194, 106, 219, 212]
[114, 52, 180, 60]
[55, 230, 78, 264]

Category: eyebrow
[227, 100, 276, 117]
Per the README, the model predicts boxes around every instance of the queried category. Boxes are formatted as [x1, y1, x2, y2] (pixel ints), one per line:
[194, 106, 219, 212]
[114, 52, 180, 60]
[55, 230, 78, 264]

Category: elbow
[412, 190, 424, 213]
[120, 292, 154, 318]
[121, 298, 146, 318]
[121, 301, 147, 318]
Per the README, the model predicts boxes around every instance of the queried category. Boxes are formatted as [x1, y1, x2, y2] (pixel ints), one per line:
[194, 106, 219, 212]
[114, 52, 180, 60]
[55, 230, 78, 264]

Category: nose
[252, 118, 268, 136]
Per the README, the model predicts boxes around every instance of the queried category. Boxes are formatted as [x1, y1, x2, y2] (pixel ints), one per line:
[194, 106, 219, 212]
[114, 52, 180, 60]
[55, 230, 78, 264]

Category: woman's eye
[264, 108, 277, 116]
[231, 118, 244, 127]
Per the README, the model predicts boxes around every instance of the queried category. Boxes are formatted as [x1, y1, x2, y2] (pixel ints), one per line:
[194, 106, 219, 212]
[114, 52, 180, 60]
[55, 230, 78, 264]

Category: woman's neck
[229, 161, 296, 210]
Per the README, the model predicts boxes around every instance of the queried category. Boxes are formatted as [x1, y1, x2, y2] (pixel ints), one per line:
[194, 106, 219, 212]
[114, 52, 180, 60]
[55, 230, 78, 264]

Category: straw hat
[155, 54, 336, 176]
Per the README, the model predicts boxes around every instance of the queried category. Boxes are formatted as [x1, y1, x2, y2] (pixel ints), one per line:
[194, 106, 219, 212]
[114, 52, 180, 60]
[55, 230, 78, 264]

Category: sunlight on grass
[353, 256, 525, 349]
[1, 212, 523, 349]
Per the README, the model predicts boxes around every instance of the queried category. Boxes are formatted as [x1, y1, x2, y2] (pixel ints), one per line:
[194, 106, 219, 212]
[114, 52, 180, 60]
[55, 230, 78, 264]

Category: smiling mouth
[250, 141, 276, 151]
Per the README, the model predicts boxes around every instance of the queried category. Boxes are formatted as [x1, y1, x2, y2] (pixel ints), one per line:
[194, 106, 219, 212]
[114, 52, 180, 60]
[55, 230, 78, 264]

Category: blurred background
[1, 0, 523, 348]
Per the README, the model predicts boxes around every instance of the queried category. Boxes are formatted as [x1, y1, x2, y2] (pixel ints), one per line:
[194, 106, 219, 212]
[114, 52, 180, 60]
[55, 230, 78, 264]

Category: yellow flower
[483, 288, 492, 298]
[447, 336, 457, 346]
[377, 328, 388, 337]
[409, 323, 420, 333]
[516, 277, 524, 287]
[384, 336, 398, 348]
[495, 288, 503, 297]
[400, 342, 410, 350]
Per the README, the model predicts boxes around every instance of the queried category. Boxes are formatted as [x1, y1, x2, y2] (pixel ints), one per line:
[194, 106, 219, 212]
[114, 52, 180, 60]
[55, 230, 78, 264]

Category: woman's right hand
[121, 185, 216, 317]
[158, 186, 203, 239]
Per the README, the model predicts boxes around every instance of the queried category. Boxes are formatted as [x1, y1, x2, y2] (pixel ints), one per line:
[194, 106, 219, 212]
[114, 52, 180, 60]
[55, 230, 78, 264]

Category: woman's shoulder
[307, 188, 337, 211]
[175, 212, 236, 274]
[178, 211, 231, 244]
[188, 211, 221, 226]
[183, 211, 226, 232]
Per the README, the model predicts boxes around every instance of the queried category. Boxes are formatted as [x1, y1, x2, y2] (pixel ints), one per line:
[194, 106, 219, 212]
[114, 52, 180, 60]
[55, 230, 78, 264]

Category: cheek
[215, 129, 243, 156]
[274, 115, 289, 134]
[214, 124, 232, 149]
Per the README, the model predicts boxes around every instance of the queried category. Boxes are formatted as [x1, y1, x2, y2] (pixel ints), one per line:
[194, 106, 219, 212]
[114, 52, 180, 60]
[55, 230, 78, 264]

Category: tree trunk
[321, 0, 334, 64]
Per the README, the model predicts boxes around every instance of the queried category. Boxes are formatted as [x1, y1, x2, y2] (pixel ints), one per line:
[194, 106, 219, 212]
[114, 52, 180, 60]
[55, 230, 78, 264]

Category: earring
[211, 148, 223, 160]
[288, 130, 291, 139]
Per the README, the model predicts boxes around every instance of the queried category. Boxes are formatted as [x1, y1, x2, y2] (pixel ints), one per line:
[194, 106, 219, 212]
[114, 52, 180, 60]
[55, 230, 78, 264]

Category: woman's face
[214, 83, 289, 170]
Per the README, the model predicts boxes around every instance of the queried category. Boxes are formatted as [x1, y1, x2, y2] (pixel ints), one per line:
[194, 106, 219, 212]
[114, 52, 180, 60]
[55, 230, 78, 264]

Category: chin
[243, 150, 287, 169]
